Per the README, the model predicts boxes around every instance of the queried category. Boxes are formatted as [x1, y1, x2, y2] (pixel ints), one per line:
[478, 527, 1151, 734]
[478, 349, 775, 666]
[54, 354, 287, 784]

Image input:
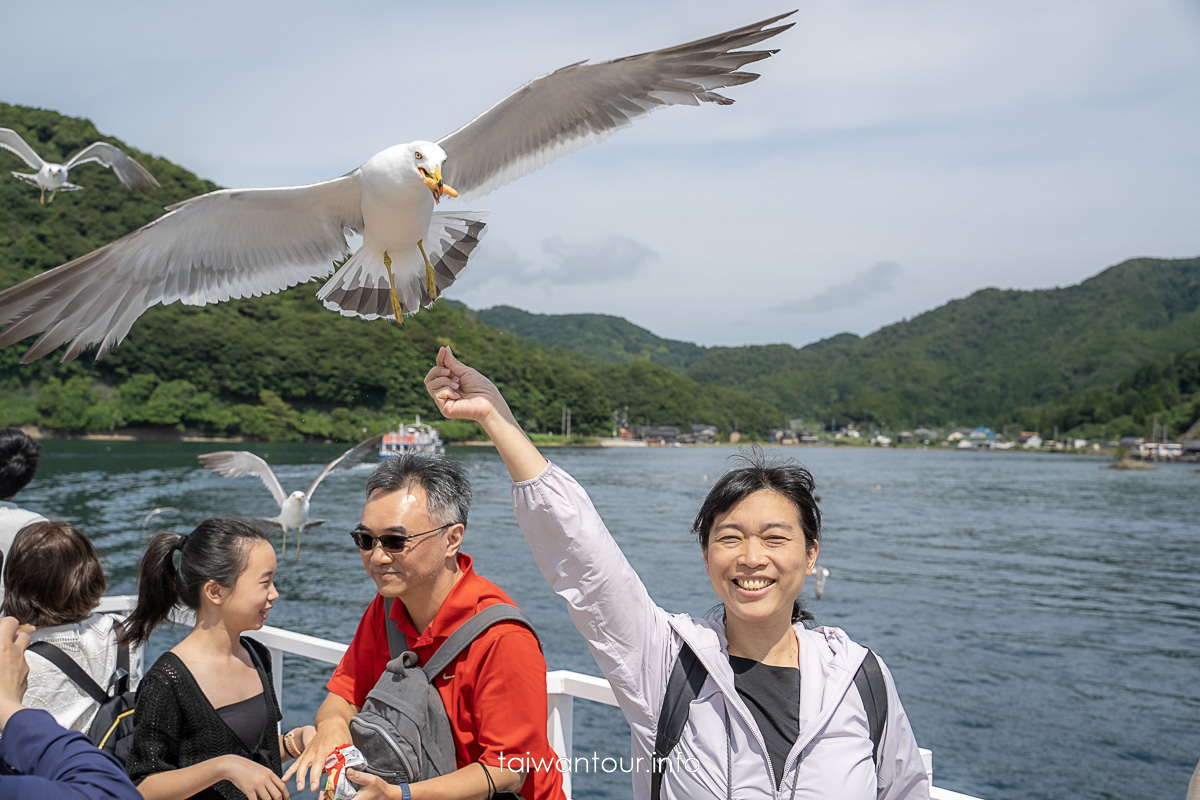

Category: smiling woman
[425, 346, 932, 799]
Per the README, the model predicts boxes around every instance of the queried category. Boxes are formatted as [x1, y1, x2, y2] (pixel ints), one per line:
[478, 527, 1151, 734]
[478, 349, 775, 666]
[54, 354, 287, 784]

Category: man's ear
[444, 524, 464, 559]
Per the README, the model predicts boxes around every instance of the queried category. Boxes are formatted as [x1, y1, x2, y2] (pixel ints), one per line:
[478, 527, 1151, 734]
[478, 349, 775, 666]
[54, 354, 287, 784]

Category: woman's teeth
[735, 578, 772, 590]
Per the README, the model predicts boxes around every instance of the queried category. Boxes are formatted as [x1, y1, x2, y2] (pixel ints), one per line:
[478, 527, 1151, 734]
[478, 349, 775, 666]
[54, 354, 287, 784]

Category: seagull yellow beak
[420, 166, 458, 204]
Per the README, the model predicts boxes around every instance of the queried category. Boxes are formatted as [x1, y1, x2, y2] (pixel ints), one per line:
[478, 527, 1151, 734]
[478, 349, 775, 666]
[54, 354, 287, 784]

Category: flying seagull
[199, 433, 384, 559]
[0, 11, 795, 363]
[0, 127, 160, 205]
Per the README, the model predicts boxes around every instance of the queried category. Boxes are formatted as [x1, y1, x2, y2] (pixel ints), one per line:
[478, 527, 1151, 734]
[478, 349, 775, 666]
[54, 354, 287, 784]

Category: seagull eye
[415, 151, 423, 160]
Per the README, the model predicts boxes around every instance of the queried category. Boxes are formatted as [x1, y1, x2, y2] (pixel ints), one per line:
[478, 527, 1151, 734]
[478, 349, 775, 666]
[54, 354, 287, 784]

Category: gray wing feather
[305, 433, 385, 500]
[199, 451, 288, 507]
[438, 11, 794, 200]
[65, 142, 161, 191]
[0, 172, 365, 362]
[0, 128, 45, 170]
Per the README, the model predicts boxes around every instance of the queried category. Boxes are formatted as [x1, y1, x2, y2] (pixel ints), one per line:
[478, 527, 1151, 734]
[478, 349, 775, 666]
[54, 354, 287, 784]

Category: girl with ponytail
[121, 518, 315, 800]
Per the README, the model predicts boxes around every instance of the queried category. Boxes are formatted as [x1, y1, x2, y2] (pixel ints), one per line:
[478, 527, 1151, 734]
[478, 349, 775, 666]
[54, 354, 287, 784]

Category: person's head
[118, 518, 277, 648]
[0, 428, 41, 500]
[1, 521, 106, 628]
[693, 448, 822, 629]
[354, 455, 470, 602]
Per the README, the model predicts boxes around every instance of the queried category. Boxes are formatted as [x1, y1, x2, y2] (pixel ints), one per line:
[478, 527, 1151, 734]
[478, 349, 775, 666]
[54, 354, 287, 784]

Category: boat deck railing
[97, 595, 982, 800]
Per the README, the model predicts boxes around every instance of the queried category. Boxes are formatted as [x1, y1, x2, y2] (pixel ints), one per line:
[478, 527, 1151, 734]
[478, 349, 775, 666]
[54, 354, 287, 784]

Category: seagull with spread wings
[199, 433, 383, 559]
[0, 127, 160, 205]
[0, 11, 794, 363]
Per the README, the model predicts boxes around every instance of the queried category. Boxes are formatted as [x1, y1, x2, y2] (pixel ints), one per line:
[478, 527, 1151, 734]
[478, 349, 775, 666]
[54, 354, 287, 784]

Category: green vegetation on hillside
[0, 103, 787, 441]
[1004, 349, 1200, 440]
[474, 305, 710, 371]
[479, 256, 1200, 437]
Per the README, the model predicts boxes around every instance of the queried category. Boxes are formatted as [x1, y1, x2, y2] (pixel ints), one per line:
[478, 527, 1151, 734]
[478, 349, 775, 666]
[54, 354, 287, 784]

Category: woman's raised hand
[424, 347, 512, 426]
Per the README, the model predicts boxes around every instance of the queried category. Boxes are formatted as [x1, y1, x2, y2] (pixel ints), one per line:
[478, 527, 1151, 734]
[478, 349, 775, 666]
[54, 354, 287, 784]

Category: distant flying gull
[0, 127, 159, 205]
[199, 433, 383, 559]
[0, 12, 794, 363]
[141, 506, 180, 531]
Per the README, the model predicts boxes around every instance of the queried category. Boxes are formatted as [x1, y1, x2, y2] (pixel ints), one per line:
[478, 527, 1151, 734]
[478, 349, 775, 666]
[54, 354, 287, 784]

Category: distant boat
[379, 415, 444, 459]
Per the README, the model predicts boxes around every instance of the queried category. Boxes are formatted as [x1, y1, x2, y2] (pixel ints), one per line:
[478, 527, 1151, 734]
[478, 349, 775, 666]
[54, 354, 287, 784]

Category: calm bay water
[17, 441, 1200, 800]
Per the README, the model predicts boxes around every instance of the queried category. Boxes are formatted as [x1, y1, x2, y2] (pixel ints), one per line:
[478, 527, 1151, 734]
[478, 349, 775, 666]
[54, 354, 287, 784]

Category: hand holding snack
[342, 770, 393, 800]
[323, 744, 368, 800]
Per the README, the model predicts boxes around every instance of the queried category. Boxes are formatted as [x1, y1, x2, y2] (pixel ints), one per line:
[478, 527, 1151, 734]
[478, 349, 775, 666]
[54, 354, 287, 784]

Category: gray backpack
[349, 598, 538, 785]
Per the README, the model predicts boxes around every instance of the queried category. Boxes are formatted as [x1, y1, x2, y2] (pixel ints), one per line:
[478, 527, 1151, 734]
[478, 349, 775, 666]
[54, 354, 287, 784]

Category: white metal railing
[97, 596, 982, 799]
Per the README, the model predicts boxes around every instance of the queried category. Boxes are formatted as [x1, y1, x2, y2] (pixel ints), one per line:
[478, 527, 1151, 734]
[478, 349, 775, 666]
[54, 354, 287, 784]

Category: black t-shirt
[729, 655, 801, 789]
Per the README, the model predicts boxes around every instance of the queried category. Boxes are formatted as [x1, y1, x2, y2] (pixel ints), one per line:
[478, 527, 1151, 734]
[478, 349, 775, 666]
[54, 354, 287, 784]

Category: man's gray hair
[365, 454, 471, 528]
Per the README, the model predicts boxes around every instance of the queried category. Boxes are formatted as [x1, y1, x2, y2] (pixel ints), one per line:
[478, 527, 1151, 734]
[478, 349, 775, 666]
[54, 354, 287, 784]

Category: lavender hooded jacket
[513, 463, 931, 800]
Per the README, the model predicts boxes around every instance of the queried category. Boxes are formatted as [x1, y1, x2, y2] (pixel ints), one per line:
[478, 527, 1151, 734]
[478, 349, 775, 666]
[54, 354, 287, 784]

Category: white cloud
[772, 262, 902, 314]
[463, 235, 657, 288]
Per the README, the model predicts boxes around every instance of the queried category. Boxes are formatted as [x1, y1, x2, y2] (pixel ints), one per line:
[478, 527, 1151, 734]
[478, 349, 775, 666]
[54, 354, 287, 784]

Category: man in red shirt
[284, 455, 565, 800]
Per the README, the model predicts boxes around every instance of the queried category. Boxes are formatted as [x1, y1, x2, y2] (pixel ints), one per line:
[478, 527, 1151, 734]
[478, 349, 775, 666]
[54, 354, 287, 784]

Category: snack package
[323, 744, 368, 800]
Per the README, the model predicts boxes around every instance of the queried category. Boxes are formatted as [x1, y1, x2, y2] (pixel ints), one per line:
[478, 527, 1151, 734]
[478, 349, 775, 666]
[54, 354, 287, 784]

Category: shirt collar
[389, 552, 483, 647]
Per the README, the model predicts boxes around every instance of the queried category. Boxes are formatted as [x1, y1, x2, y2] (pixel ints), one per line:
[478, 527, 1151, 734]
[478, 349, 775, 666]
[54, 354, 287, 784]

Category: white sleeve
[875, 656, 933, 800]
[512, 461, 677, 729]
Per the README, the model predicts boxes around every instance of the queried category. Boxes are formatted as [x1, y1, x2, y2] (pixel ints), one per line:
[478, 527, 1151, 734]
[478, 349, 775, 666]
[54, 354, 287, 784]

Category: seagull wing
[0, 172, 364, 363]
[0, 128, 46, 170]
[65, 141, 161, 190]
[199, 451, 288, 508]
[306, 433, 385, 501]
[438, 11, 794, 201]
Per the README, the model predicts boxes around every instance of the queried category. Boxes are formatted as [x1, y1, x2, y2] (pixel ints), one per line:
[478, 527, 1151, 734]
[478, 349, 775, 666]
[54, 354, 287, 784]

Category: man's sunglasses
[350, 523, 456, 554]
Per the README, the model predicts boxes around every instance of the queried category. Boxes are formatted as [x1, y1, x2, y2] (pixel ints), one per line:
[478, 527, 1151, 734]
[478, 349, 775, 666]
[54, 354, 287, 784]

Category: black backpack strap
[852, 649, 888, 766]
[651, 642, 709, 800]
[382, 597, 409, 660]
[27, 641, 109, 705]
[422, 604, 539, 682]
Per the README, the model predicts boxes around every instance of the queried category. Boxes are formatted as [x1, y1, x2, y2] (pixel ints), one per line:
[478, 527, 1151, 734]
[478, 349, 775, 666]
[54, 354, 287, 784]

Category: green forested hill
[474, 305, 710, 371]
[475, 256, 1200, 432]
[683, 257, 1200, 427]
[0, 103, 783, 440]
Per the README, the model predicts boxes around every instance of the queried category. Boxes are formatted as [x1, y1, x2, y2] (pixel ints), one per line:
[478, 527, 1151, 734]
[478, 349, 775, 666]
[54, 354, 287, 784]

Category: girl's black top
[126, 637, 282, 800]
[216, 693, 269, 753]
[729, 655, 801, 790]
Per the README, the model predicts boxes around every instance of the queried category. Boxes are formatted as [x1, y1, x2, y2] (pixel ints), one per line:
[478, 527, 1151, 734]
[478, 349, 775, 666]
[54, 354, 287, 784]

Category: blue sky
[2, 1, 1198, 348]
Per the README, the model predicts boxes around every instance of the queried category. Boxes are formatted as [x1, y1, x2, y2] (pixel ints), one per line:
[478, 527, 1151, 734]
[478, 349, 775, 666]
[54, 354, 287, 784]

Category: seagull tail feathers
[317, 212, 489, 320]
[317, 246, 420, 321]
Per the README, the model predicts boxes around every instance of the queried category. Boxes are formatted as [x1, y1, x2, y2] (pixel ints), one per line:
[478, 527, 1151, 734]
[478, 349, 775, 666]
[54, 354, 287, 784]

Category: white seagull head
[408, 141, 454, 203]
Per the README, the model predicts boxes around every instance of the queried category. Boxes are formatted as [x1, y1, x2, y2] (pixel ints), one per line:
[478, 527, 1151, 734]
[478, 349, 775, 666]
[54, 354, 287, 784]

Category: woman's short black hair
[0, 428, 41, 499]
[1, 521, 106, 628]
[692, 447, 822, 623]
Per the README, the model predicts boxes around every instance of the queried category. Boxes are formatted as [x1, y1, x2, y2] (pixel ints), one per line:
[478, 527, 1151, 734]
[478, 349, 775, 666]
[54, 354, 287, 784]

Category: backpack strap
[651, 642, 708, 800]
[422, 604, 538, 683]
[27, 641, 109, 705]
[852, 649, 888, 766]
[382, 597, 409, 660]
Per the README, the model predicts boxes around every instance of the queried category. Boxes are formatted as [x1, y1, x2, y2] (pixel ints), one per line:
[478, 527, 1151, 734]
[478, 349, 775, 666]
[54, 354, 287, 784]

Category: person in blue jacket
[0, 615, 140, 800]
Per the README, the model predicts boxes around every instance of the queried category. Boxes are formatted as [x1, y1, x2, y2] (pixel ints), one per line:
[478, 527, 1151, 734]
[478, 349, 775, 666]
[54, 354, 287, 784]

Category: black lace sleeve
[125, 665, 182, 784]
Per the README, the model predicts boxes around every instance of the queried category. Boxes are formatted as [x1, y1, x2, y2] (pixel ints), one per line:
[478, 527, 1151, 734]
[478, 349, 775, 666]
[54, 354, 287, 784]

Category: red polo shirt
[328, 553, 565, 800]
